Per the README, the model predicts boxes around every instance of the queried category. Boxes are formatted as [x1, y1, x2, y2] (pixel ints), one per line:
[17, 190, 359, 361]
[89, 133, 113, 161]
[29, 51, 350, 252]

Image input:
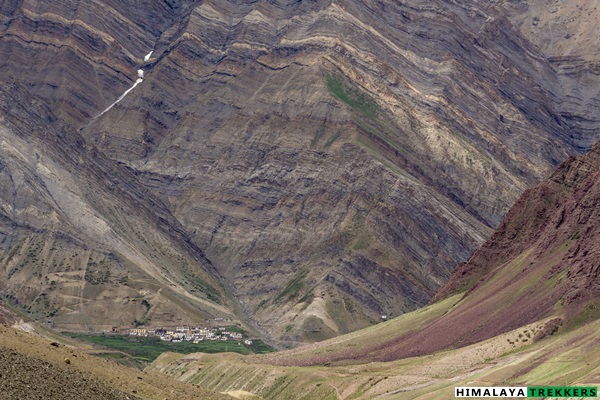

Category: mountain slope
[149, 315, 600, 399]
[501, 0, 600, 150]
[77, 0, 589, 341]
[146, 139, 600, 399]
[0, 80, 241, 331]
[0, 0, 598, 342]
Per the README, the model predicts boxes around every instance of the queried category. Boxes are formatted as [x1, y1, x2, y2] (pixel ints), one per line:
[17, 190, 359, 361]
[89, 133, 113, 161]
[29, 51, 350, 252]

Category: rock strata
[0, 0, 598, 342]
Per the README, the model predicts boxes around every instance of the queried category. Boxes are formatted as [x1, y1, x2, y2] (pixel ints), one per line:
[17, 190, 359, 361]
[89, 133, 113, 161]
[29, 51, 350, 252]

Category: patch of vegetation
[183, 271, 221, 304]
[253, 298, 269, 313]
[355, 118, 403, 156]
[133, 299, 152, 326]
[323, 132, 340, 148]
[250, 340, 277, 354]
[325, 75, 379, 119]
[311, 129, 325, 147]
[212, 244, 230, 255]
[84, 266, 111, 285]
[342, 212, 372, 252]
[352, 231, 372, 251]
[224, 325, 248, 335]
[343, 297, 356, 314]
[263, 376, 293, 399]
[298, 289, 314, 305]
[133, 317, 150, 327]
[301, 315, 336, 342]
[65, 333, 256, 362]
[563, 300, 600, 332]
[47, 308, 59, 318]
[273, 271, 308, 303]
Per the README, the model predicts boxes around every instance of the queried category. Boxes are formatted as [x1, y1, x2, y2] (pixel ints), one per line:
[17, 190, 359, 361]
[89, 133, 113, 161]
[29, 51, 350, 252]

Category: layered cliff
[435, 139, 600, 307]
[146, 140, 600, 397]
[0, 0, 597, 342]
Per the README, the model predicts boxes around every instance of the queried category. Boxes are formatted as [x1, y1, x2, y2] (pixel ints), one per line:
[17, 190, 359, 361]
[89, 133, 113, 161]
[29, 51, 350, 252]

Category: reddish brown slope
[361, 140, 600, 362]
[436, 140, 600, 304]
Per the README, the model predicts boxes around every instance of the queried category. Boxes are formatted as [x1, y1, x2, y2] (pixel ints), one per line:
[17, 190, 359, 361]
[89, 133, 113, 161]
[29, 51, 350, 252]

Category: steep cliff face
[143, 137, 600, 398]
[0, 0, 597, 342]
[436, 140, 600, 306]
[0, 0, 201, 126]
[81, 0, 588, 342]
[361, 139, 600, 362]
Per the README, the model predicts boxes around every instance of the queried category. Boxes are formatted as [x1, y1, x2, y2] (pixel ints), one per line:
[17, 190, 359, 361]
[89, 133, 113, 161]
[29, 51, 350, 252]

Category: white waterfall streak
[95, 78, 143, 119]
[87, 50, 152, 125]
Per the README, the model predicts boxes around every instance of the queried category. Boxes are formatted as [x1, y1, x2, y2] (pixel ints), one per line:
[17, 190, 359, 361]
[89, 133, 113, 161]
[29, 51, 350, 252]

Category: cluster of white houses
[129, 326, 252, 345]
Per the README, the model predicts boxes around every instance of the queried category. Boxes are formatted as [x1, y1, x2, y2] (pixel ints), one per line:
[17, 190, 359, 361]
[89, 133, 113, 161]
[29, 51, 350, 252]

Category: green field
[66, 333, 276, 364]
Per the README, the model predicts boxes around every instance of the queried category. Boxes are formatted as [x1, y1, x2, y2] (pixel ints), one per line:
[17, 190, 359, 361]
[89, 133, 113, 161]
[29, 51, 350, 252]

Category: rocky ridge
[501, 0, 600, 150]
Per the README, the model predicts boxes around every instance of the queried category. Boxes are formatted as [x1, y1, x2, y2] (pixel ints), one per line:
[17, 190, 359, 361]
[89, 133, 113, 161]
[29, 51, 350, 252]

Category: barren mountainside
[0, 0, 598, 342]
[0, 324, 229, 399]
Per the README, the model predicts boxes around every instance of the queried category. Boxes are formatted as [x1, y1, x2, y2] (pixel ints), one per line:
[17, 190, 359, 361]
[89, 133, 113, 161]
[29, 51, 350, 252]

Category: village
[128, 325, 253, 346]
